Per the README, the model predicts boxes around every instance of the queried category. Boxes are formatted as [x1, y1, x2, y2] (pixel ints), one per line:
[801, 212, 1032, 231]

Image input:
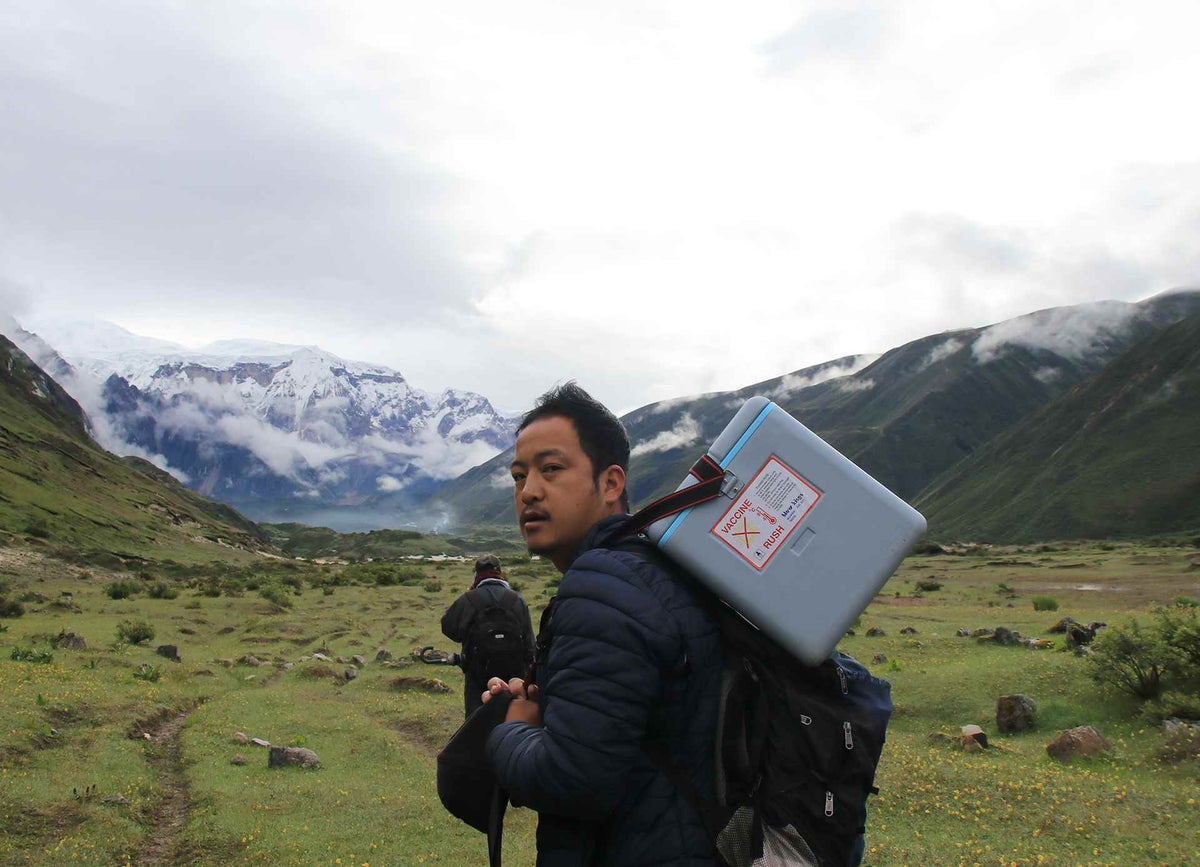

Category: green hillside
[0, 336, 269, 564]
[916, 312, 1200, 542]
[433, 291, 1200, 528]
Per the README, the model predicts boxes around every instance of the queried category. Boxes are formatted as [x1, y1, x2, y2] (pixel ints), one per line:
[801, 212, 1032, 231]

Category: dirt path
[133, 706, 197, 867]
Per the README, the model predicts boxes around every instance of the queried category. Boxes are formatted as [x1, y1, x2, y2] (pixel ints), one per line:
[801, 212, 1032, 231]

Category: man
[440, 554, 535, 716]
[485, 382, 721, 866]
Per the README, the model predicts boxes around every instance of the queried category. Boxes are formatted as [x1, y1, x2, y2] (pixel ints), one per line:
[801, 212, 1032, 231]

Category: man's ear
[598, 464, 626, 508]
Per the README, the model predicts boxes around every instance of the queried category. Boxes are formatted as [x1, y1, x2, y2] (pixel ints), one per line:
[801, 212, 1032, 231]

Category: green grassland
[1, 540, 1198, 866]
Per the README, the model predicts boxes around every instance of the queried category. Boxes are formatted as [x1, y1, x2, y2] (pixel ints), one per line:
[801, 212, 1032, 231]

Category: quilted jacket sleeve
[486, 549, 684, 818]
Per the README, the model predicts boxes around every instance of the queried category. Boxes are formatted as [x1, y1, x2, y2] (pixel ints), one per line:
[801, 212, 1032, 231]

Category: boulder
[375, 649, 393, 662]
[899, 626, 918, 635]
[343, 667, 358, 681]
[956, 628, 970, 637]
[268, 746, 321, 769]
[351, 655, 367, 667]
[865, 627, 886, 637]
[872, 654, 888, 664]
[311, 652, 331, 662]
[961, 724, 988, 749]
[992, 627, 1020, 646]
[230, 755, 248, 766]
[996, 694, 1036, 733]
[1065, 624, 1096, 649]
[232, 732, 250, 745]
[52, 631, 87, 650]
[156, 645, 182, 663]
[238, 654, 263, 667]
[1047, 616, 1079, 634]
[1046, 726, 1110, 762]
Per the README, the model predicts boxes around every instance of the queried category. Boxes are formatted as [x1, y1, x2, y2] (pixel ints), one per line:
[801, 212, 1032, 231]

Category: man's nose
[520, 474, 543, 503]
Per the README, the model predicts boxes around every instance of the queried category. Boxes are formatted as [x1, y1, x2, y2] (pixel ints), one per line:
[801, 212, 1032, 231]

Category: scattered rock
[179, 628, 197, 636]
[230, 755, 248, 766]
[996, 694, 1037, 733]
[961, 735, 984, 753]
[1065, 624, 1098, 649]
[1046, 726, 1110, 762]
[251, 738, 271, 748]
[156, 645, 182, 663]
[961, 724, 989, 749]
[375, 649, 393, 662]
[103, 794, 130, 806]
[1158, 719, 1200, 764]
[343, 667, 358, 681]
[872, 653, 888, 664]
[992, 627, 1020, 646]
[844, 629, 856, 637]
[52, 631, 87, 650]
[216, 658, 234, 668]
[239, 654, 263, 667]
[956, 628, 970, 637]
[1047, 617, 1079, 634]
[865, 627, 886, 637]
[232, 732, 250, 745]
[971, 628, 993, 638]
[336, 656, 348, 665]
[1019, 637, 1053, 649]
[192, 669, 214, 677]
[390, 676, 452, 694]
[351, 655, 367, 667]
[900, 626, 918, 635]
[312, 652, 331, 662]
[268, 746, 321, 769]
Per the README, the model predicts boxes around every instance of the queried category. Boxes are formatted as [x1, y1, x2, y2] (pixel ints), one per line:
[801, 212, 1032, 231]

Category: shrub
[916, 579, 942, 592]
[1089, 617, 1168, 700]
[105, 581, 139, 600]
[1173, 596, 1198, 608]
[1032, 595, 1059, 612]
[508, 580, 524, 594]
[0, 597, 25, 618]
[132, 663, 162, 683]
[259, 584, 294, 609]
[11, 646, 54, 664]
[422, 580, 443, 593]
[24, 519, 51, 539]
[147, 582, 179, 600]
[116, 619, 156, 645]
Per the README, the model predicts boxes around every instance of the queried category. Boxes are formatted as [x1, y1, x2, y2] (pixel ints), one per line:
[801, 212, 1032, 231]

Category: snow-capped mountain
[19, 320, 517, 529]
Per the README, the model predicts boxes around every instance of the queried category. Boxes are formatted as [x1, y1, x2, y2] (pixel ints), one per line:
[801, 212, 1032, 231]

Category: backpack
[614, 457, 894, 867]
[463, 589, 529, 688]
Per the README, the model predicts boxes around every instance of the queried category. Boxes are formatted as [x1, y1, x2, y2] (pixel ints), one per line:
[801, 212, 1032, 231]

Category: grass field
[0, 539, 1197, 866]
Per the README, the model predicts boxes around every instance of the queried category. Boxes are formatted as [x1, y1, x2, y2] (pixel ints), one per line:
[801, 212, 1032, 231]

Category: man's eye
[542, 465, 562, 474]
[512, 472, 526, 483]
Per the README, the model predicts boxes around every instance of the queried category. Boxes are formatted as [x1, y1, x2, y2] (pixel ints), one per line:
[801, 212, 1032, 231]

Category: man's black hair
[519, 382, 631, 511]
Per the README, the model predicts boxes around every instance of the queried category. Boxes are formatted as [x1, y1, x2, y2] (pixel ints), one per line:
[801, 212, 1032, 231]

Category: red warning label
[710, 456, 821, 571]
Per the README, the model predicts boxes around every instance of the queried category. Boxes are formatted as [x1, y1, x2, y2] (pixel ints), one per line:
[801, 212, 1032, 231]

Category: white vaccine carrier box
[642, 396, 926, 665]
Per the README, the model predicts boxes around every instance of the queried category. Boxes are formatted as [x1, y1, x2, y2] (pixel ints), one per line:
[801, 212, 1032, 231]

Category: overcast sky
[3, 1, 1198, 415]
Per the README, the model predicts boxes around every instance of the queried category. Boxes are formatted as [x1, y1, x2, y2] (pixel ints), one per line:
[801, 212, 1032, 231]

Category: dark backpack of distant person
[463, 593, 529, 687]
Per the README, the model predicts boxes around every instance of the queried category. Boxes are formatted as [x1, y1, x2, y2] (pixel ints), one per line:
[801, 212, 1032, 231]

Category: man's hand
[482, 676, 542, 725]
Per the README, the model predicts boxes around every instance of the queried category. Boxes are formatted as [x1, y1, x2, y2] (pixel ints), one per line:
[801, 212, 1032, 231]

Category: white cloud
[917, 339, 964, 372]
[631, 413, 702, 457]
[376, 474, 404, 492]
[972, 301, 1140, 364]
[768, 355, 879, 398]
[835, 378, 876, 393]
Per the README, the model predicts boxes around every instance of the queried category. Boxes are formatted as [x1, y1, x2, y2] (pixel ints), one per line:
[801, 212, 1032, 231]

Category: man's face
[511, 415, 624, 572]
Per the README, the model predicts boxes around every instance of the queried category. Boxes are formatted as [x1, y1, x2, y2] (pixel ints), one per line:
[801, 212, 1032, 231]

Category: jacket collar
[564, 513, 631, 571]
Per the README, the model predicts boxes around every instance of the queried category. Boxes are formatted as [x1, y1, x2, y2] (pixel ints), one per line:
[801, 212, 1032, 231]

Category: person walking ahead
[440, 554, 535, 716]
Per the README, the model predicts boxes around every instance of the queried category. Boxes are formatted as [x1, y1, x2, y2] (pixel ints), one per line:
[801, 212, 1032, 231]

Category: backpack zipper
[844, 721, 854, 750]
[824, 791, 834, 817]
[836, 666, 848, 695]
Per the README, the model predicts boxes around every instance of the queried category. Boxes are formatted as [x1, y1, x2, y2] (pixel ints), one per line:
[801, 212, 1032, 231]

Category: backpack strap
[616, 454, 726, 539]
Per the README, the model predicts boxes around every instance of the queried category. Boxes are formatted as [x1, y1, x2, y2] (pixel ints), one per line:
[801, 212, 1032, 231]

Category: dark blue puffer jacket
[487, 515, 722, 867]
